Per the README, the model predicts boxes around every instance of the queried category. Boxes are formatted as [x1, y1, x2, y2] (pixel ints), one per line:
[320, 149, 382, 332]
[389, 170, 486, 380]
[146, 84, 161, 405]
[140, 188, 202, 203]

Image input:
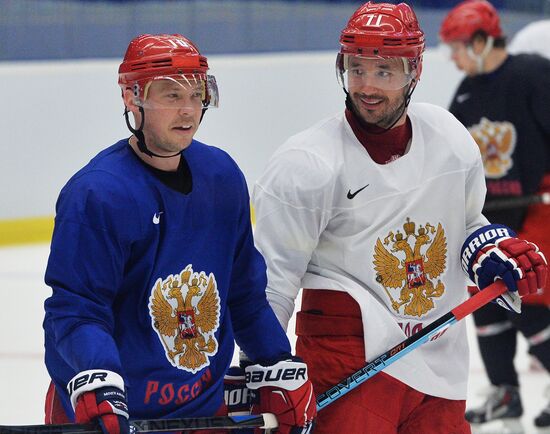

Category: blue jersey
[43, 139, 291, 420]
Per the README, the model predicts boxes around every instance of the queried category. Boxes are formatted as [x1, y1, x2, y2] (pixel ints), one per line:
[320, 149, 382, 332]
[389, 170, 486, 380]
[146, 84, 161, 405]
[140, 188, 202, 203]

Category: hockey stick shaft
[483, 192, 550, 212]
[316, 280, 507, 410]
[0, 283, 507, 432]
[0, 413, 278, 434]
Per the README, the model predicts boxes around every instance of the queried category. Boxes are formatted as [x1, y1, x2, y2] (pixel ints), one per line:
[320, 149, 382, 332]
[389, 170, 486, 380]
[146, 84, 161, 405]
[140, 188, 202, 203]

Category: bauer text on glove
[67, 369, 130, 434]
[245, 357, 316, 434]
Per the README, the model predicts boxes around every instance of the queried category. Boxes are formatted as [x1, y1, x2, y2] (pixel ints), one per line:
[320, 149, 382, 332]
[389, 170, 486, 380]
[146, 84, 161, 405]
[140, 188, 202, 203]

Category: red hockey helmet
[337, 2, 425, 90]
[439, 0, 503, 43]
[118, 34, 219, 108]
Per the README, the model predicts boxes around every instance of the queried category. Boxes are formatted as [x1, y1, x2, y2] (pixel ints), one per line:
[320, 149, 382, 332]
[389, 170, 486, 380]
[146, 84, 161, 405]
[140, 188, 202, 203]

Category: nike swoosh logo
[456, 93, 470, 103]
[347, 184, 369, 199]
[152, 212, 164, 225]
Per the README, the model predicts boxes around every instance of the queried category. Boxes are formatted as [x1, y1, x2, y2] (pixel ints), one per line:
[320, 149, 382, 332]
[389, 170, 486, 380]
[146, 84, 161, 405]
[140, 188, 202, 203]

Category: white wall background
[0, 48, 463, 220]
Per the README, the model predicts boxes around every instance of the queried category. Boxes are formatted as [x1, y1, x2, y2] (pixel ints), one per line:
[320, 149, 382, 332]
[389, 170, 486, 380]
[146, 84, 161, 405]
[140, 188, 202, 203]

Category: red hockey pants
[296, 289, 471, 434]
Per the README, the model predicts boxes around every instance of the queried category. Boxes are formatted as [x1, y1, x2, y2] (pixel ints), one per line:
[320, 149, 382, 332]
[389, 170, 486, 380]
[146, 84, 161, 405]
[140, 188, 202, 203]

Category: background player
[440, 0, 550, 430]
[251, 2, 548, 433]
[42, 33, 315, 434]
[509, 19, 550, 59]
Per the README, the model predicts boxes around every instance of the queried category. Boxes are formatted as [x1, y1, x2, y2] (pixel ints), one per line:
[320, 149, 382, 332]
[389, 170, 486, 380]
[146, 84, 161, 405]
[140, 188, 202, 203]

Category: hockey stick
[483, 192, 550, 212]
[0, 413, 278, 434]
[316, 280, 507, 410]
[0, 282, 508, 433]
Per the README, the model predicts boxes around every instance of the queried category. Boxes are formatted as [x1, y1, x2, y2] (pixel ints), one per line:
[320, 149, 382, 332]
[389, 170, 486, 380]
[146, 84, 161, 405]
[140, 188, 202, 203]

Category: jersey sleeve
[252, 147, 334, 330]
[44, 171, 136, 376]
[527, 55, 550, 139]
[463, 130, 490, 236]
[227, 169, 292, 363]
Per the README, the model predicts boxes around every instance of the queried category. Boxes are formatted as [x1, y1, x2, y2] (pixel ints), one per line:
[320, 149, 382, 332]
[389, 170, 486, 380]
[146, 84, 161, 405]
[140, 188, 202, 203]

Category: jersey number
[365, 14, 383, 27]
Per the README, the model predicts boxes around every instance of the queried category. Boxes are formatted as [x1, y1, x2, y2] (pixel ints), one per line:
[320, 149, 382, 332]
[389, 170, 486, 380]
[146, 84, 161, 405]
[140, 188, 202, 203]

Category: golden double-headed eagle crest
[149, 265, 221, 373]
[373, 218, 447, 317]
[469, 117, 517, 179]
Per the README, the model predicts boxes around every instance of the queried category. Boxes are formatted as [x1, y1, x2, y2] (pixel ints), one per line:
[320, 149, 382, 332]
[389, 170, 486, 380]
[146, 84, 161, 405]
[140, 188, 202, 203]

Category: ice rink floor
[1, 244, 549, 433]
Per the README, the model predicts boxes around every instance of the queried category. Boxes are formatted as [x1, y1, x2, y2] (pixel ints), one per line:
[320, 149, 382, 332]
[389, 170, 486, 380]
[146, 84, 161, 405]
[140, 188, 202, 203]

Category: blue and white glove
[461, 224, 548, 313]
[67, 370, 129, 434]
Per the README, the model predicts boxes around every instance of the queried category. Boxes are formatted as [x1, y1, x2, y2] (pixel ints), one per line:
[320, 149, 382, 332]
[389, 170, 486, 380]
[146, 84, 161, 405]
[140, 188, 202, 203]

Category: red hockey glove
[67, 370, 129, 434]
[461, 224, 548, 313]
[245, 357, 316, 434]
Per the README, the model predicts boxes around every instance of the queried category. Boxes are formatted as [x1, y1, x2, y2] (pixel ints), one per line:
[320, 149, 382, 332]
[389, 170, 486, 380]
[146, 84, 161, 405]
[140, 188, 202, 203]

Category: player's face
[448, 41, 477, 76]
[347, 57, 409, 128]
[140, 79, 204, 154]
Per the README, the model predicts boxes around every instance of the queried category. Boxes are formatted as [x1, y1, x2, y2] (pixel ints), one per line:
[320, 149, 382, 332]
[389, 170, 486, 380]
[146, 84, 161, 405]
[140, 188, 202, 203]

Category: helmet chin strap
[467, 36, 494, 74]
[124, 106, 180, 159]
[123, 106, 209, 159]
[344, 80, 417, 133]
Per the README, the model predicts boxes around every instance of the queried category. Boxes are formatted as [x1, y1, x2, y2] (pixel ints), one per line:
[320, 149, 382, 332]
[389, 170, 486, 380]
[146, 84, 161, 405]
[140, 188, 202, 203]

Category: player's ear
[471, 33, 488, 55]
[122, 88, 139, 113]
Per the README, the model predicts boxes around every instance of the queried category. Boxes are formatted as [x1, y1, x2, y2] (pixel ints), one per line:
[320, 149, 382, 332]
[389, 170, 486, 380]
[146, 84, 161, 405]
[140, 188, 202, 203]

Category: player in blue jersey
[42, 34, 316, 434]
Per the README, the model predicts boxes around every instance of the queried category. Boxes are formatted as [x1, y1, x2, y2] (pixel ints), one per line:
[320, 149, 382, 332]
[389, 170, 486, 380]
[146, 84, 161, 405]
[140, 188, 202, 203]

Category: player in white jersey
[509, 19, 550, 60]
[252, 2, 548, 433]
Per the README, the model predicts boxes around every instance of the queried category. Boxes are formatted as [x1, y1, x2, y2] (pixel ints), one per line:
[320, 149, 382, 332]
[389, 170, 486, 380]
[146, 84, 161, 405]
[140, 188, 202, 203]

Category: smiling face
[345, 56, 411, 128]
[126, 77, 205, 155]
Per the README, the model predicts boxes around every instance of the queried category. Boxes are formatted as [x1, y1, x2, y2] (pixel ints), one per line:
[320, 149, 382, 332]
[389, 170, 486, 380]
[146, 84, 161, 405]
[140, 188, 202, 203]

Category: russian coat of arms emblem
[149, 264, 221, 373]
[373, 218, 447, 317]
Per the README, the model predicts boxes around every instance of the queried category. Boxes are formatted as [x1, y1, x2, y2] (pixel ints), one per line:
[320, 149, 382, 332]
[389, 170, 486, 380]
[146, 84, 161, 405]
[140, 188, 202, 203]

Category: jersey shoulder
[508, 53, 550, 80]
[255, 114, 342, 207]
[63, 139, 135, 197]
[272, 112, 346, 174]
[276, 113, 343, 160]
[409, 102, 465, 134]
[510, 52, 550, 65]
[408, 102, 481, 163]
[188, 139, 237, 169]
[187, 139, 248, 193]
[56, 140, 145, 236]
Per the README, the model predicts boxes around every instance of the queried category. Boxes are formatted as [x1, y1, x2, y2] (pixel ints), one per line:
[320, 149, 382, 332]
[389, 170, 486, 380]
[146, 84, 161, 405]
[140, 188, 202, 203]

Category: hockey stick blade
[0, 413, 278, 434]
[483, 192, 550, 212]
[316, 280, 507, 410]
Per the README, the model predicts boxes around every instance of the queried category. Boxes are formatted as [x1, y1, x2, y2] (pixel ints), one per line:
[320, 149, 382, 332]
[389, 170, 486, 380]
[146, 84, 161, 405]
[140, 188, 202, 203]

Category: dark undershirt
[345, 108, 412, 164]
[128, 143, 192, 194]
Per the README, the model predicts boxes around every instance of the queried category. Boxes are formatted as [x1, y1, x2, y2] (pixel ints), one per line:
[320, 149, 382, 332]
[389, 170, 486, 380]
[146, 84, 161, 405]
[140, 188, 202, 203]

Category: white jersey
[509, 20, 550, 60]
[252, 102, 489, 400]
